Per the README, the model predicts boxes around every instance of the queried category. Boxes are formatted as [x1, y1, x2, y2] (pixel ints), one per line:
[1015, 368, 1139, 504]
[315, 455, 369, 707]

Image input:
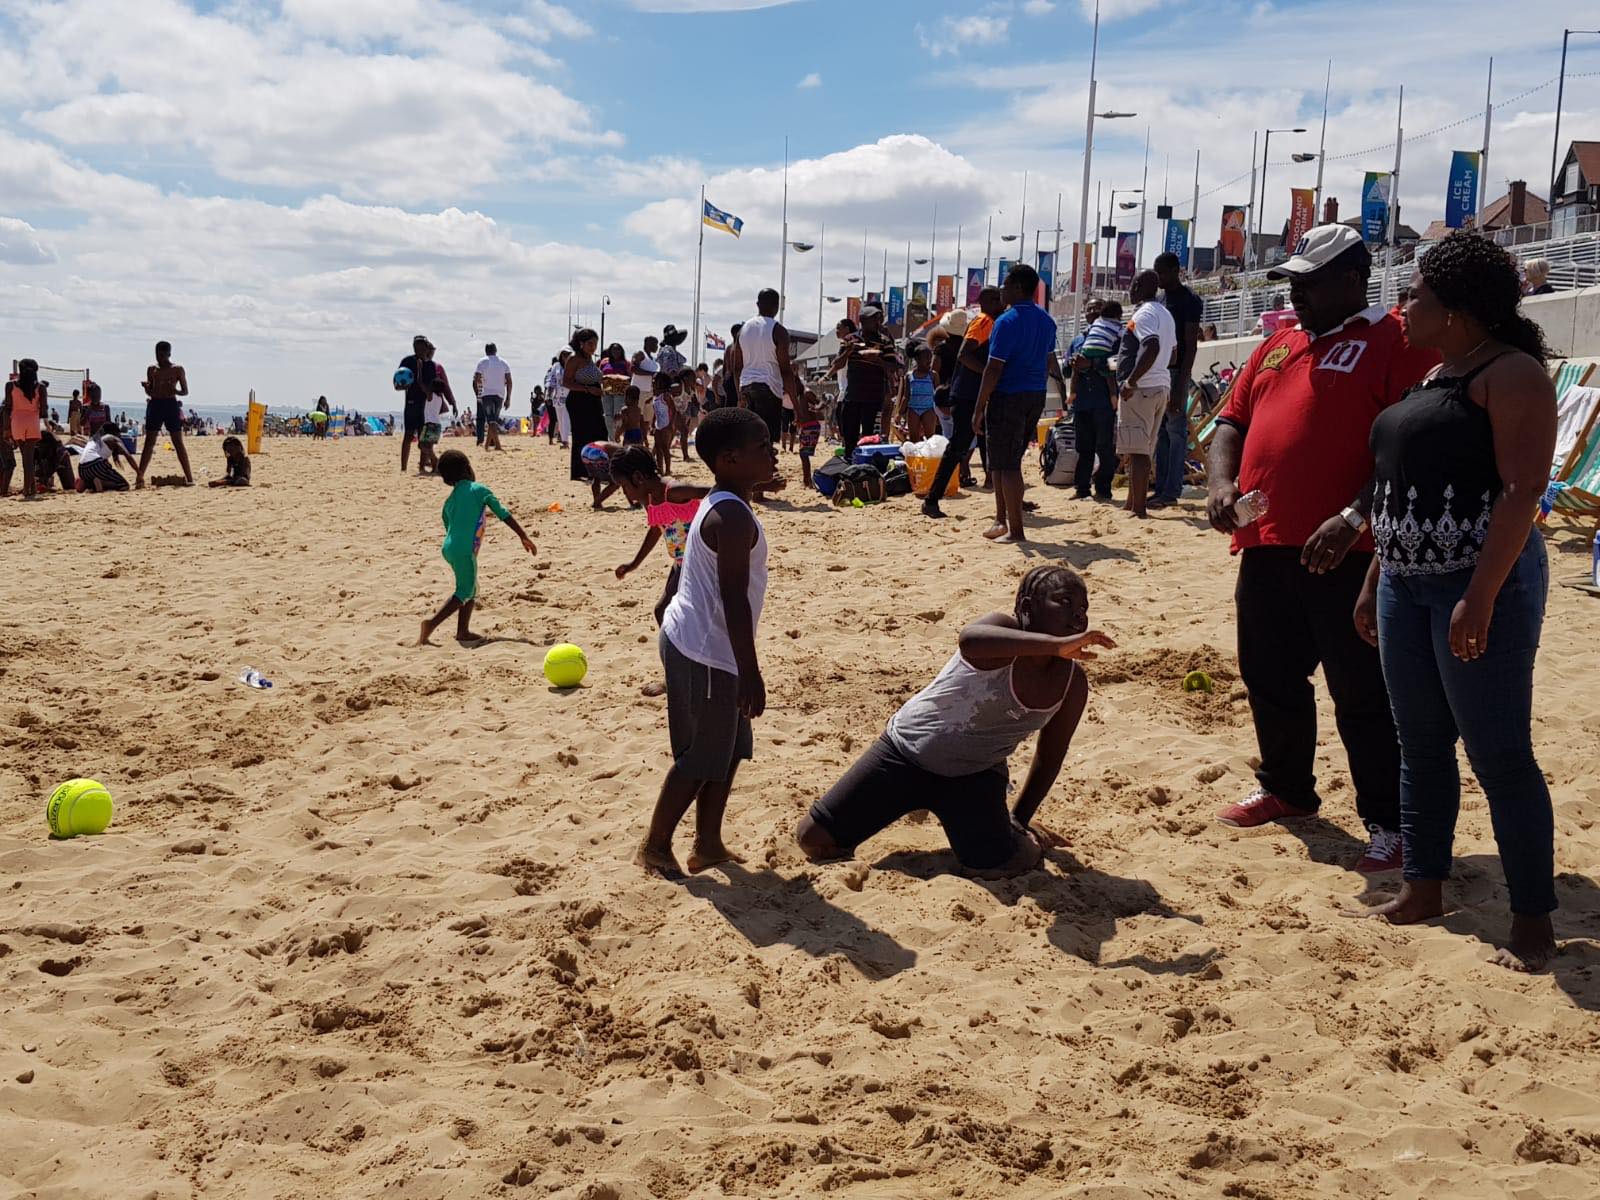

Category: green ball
[47, 778, 114, 839]
[1182, 670, 1214, 694]
[543, 643, 588, 689]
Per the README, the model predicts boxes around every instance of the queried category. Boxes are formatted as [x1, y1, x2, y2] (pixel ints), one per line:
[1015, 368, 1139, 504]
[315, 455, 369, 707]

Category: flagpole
[1053, 191, 1062, 316]
[779, 137, 789, 323]
[860, 229, 868, 300]
[1245, 131, 1259, 271]
[881, 248, 887, 299]
[954, 224, 963, 303]
[1137, 126, 1150, 269]
[929, 203, 938, 303]
[984, 214, 993, 277]
[1313, 60, 1331, 216]
[1018, 170, 1028, 246]
[1479, 57, 1494, 219]
[1072, 0, 1101, 334]
[1385, 86, 1404, 306]
[1189, 150, 1201, 273]
[903, 240, 911, 333]
[817, 222, 825, 365]
[692, 185, 706, 368]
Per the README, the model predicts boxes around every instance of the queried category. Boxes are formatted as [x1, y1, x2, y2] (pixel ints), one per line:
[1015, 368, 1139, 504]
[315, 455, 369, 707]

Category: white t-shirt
[424, 393, 449, 425]
[631, 352, 660, 400]
[737, 315, 784, 393]
[1129, 301, 1178, 390]
[475, 354, 510, 398]
[78, 432, 117, 466]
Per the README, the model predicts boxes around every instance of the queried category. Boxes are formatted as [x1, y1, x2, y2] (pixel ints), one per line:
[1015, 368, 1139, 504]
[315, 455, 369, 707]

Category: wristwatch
[1339, 505, 1368, 532]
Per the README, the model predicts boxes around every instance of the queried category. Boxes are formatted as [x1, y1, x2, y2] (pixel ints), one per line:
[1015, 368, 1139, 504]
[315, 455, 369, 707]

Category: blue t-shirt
[988, 302, 1058, 394]
[1069, 334, 1113, 414]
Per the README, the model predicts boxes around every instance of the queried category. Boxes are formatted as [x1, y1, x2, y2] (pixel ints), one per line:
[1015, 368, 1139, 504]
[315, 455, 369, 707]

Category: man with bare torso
[136, 340, 194, 487]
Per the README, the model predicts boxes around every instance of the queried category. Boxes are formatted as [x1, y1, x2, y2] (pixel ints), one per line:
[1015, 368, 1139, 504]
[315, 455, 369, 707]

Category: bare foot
[687, 841, 745, 874]
[456, 633, 486, 648]
[1358, 880, 1445, 925]
[1490, 914, 1557, 972]
[417, 622, 434, 646]
[135, 476, 146, 490]
[994, 533, 1027, 545]
[982, 522, 1009, 540]
[636, 841, 684, 879]
[640, 680, 667, 697]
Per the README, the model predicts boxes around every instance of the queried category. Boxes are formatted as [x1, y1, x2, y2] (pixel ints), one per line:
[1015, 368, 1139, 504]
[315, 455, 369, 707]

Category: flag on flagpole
[703, 200, 744, 238]
[705, 331, 727, 352]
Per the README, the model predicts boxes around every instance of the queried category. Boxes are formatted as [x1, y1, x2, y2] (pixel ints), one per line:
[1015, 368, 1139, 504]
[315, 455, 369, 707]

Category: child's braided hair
[1015, 564, 1084, 618]
[611, 445, 659, 482]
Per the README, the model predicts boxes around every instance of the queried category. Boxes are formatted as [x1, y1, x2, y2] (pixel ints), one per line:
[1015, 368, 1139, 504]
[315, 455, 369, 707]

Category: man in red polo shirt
[1206, 225, 1438, 873]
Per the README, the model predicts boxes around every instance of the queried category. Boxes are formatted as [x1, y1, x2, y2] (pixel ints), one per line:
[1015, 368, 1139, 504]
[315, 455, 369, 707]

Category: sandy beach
[3, 433, 1598, 1199]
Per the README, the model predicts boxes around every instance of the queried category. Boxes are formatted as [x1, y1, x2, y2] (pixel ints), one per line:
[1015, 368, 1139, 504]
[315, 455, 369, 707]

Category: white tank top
[737, 316, 783, 393]
[631, 352, 660, 399]
[660, 490, 768, 676]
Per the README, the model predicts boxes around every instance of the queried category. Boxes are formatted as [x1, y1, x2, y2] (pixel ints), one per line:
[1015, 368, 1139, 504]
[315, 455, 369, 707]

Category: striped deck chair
[1551, 359, 1595, 401]
[1546, 418, 1600, 529]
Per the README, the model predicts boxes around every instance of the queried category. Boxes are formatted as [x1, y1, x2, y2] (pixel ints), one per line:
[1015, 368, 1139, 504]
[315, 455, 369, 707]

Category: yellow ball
[1182, 670, 1214, 694]
[543, 643, 588, 689]
[47, 778, 114, 839]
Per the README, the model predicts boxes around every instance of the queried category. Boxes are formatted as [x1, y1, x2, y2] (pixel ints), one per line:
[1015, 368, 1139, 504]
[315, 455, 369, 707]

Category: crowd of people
[3, 341, 252, 496]
[381, 225, 1565, 972]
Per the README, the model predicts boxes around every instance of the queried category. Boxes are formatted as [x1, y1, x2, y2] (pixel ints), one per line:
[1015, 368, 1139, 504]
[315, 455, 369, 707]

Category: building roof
[1339, 217, 1422, 243]
[1420, 187, 1552, 241]
[1564, 141, 1600, 190]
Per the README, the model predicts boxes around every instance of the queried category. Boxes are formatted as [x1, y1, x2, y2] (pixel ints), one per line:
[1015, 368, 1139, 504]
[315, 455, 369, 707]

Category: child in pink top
[611, 445, 710, 626]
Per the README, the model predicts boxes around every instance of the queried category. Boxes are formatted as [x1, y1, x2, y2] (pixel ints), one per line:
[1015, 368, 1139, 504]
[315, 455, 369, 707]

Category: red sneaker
[1354, 827, 1404, 874]
[1215, 789, 1314, 828]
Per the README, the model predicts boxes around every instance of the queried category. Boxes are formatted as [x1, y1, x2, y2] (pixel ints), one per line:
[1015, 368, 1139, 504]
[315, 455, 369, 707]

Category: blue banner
[997, 259, 1012, 286]
[1361, 172, 1391, 243]
[887, 286, 905, 328]
[1163, 219, 1190, 262]
[1036, 250, 1056, 294]
[1445, 150, 1480, 230]
[966, 267, 984, 305]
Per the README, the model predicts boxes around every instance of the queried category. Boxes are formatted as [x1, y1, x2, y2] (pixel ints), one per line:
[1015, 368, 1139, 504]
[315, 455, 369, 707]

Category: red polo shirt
[1218, 305, 1439, 553]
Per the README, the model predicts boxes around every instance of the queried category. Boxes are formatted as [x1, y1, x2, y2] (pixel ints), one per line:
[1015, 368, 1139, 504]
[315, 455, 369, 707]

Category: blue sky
[1, 0, 1597, 413]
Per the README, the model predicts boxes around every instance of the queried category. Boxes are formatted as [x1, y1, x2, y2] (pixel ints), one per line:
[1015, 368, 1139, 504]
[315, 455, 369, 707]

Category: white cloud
[918, 11, 1011, 57]
[1077, 0, 1166, 16]
[0, 217, 57, 265]
[624, 0, 804, 10]
[797, 72, 821, 89]
[1023, 0, 1056, 13]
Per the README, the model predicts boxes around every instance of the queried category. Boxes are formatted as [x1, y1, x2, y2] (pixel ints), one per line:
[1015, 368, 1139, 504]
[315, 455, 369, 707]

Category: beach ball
[47, 778, 114, 839]
[393, 367, 415, 389]
[543, 644, 588, 689]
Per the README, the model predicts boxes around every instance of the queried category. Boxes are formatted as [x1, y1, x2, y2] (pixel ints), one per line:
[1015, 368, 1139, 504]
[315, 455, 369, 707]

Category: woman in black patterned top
[1354, 231, 1558, 971]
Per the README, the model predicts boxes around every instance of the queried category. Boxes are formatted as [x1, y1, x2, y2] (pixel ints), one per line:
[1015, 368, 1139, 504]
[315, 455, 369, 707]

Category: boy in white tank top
[641, 407, 779, 877]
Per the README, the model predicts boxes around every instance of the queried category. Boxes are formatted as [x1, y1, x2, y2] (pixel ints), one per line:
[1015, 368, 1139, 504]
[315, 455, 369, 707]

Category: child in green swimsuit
[418, 450, 537, 646]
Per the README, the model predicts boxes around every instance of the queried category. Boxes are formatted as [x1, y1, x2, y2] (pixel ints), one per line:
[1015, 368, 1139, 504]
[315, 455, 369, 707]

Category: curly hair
[1418, 230, 1548, 365]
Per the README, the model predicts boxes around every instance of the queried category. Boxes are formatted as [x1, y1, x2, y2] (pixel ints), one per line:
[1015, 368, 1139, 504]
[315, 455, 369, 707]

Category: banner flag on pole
[965, 267, 984, 305]
[702, 199, 744, 238]
[887, 286, 906, 328]
[936, 274, 955, 313]
[1361, 172, 1391, 243]
[1162, 220, 1190, 262]
[997, 259, 1013, 286]
[1115, 233, 1138, 286]
[1445, 151, 1481, 229]
[1219, 206, 1246, 266]
[1071, 243, 1094, 292]
[846, 296, 862, 323]
[1286, 188, 1316, 250]
[705, 330, 726, 352]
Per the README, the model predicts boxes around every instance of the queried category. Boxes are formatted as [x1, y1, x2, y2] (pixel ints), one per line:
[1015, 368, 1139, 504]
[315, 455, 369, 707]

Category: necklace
[1443, 336, 1492, 376]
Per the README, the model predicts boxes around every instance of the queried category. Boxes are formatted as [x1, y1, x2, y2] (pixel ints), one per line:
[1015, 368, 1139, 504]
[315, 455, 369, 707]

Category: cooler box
[851, 444, 904, 470]
[905, 456, 958, 498]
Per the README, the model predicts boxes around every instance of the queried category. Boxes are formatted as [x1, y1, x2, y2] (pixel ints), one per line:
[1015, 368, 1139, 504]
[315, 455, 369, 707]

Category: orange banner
[1286, 188, 1316, 252]
[846, 296, 861, 324]
[935, 275, 954, 313]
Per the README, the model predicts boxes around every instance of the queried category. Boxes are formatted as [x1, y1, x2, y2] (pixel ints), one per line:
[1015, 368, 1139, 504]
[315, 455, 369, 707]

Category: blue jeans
[1376, 530, 1554, 914]
[1152, 376, 1188, 501]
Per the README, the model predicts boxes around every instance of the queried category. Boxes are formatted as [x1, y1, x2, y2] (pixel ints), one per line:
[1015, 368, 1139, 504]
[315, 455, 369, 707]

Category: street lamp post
[1551, 29, 1600, 217]
[599, 294, 611, 353]
[1070, 0, 1136, 334]
[1256, 126, 1307, 269]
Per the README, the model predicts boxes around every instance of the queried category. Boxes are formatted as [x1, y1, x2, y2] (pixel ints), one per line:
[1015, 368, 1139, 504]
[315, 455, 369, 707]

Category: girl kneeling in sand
[797, 566, 1112, 876]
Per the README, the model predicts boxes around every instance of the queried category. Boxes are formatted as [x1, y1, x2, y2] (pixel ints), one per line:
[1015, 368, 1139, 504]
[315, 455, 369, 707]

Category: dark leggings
[927, 395, 987, 499]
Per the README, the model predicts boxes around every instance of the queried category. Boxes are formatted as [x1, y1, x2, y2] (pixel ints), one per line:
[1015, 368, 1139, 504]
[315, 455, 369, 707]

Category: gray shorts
[660, 632, 753, 782]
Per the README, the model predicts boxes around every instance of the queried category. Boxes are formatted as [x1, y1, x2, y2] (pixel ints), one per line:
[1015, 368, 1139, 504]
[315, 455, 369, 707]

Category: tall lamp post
[599, 294, 611, 353]
[1551, 29, 1600, 220]
[1255, 127, 1307, 268]
[1071, 0, 1136, 334]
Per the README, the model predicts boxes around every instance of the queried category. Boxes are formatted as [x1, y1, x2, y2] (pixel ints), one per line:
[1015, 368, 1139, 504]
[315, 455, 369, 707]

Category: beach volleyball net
[11, 362, 90, 401]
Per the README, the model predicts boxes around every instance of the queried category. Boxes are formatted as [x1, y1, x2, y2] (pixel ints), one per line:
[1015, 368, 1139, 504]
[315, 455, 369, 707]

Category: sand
[2, 432, 1599, 1200]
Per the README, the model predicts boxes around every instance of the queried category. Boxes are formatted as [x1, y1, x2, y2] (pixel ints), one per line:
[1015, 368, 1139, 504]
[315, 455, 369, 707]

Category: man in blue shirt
[973, 264, 1066, 543]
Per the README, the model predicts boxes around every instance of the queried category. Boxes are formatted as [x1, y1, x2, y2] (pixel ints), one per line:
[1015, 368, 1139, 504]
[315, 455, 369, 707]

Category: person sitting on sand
[77, 421, 135, 492]
[797, 566, 1114, 875]
[210, 436, 251, 487]
[638, 407, 777, 877]
[418, 449, 537, 647]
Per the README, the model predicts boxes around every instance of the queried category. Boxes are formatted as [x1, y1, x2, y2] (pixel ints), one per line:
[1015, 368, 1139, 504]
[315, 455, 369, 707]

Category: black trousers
[1235, 547, 1400, 832]
[1072, 406, 1116, 498]
[839, 401, 882, 460]
[926, 394, 987, 501]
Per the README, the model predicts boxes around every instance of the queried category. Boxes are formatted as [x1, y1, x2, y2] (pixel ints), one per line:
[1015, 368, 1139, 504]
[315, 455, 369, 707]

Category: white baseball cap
[1266, 223, 1369, 279]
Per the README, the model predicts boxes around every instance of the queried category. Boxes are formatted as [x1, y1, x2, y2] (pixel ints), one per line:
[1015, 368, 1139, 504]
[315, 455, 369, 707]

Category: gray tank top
[886, 652, 1068, 777]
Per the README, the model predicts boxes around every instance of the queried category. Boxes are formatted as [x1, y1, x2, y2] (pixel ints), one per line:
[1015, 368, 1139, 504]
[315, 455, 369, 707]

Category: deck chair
[1554, 386, 1600, 482]
[1546, 418, 1600, 528]
[1551, 359, 1595, 401]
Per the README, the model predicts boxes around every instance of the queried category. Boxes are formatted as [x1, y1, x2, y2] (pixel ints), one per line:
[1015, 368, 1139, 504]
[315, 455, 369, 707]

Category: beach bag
[831, 464, 885, 505]
[882, 460, 912, 497]
[814, 454, 854, 497]
[1040, 418, 1078, 486]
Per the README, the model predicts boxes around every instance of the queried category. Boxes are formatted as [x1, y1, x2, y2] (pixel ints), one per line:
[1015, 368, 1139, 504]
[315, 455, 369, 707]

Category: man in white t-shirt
[1115, 270, 1178, 518]
[473, 342, 512, 450]
[544, 354, 570, 447]
[631, 336, 661, 406]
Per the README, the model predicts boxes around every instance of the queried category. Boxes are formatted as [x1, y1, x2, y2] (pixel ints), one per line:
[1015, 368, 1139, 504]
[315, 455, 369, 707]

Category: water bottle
[239, 667, 273, 690]
[1233, 490, 1269, 526]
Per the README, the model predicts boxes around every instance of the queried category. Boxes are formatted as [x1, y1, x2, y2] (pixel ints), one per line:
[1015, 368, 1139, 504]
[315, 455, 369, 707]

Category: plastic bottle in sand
[1233, 490, 1269, 526]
